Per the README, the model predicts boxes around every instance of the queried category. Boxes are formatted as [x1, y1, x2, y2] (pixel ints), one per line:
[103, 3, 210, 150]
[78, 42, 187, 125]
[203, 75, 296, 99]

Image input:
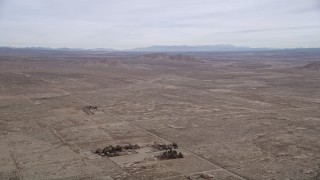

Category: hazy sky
[0, 0, 319, 49]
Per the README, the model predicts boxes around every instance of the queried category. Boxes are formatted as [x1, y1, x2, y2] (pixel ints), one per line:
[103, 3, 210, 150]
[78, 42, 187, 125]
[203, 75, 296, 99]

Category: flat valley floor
[0, 50, 320, 180]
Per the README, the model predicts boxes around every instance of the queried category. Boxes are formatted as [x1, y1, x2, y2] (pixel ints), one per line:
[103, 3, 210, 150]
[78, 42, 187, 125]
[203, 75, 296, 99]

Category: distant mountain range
[126, 44, 273, 52]
[1, 45, 319, 52]
[0, 46, 117, 52]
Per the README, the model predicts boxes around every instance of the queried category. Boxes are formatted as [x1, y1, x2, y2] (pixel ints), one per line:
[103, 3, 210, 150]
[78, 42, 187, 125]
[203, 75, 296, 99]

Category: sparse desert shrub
[172, 142, 178, 149]
[95, 148, 103, 154]
[152, 142, 178, 151]
[124, 144, 140, 150]
[83, 105, 98, 115]
[95, 144, 140, 157]
[97, 145, 122, 157]
[115, 145, 123, 152]
[157, 149, 184, 160]
[187, 173, 213, 179]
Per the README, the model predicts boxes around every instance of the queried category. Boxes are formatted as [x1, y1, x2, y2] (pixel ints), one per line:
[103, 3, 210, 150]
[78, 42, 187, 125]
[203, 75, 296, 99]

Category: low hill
[300, 62, 320, 71]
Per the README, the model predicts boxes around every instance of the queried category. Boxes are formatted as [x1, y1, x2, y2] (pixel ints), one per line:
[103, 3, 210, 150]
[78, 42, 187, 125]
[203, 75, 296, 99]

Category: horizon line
[1, 45, 320, 51]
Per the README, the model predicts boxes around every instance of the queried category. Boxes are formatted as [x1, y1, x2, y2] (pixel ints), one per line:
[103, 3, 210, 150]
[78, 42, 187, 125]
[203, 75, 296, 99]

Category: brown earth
[0, 49, 320, 180]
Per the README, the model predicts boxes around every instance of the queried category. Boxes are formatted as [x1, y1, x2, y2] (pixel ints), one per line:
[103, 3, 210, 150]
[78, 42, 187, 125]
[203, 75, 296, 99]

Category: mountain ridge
[126, 44, 273, 52]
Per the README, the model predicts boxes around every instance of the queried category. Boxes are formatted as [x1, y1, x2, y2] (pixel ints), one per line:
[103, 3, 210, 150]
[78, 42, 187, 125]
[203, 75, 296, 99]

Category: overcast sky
[0, 0, 319, 49]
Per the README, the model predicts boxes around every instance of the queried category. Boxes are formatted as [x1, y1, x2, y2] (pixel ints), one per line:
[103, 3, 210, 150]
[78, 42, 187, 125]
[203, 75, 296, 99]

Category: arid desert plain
[0, 49, 320, 180]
